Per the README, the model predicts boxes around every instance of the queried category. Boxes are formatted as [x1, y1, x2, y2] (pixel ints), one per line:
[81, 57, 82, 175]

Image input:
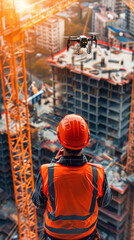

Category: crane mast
[0, 0, 77, 239]
[123, 0, 134, 11]
[126, 72, 134, 173]
[122, 0, 134, 174]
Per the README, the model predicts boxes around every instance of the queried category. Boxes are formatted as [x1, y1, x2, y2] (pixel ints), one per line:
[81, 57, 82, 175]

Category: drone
[65, 33, 98, 55]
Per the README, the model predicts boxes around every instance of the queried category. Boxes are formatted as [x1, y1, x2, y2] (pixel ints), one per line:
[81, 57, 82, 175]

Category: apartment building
[102, 0, 126, 14]
[35, 16, 65, 53]
[92, 5, 118, 42]
[126, 6, 134, 36]
[108, 26, 134, 50]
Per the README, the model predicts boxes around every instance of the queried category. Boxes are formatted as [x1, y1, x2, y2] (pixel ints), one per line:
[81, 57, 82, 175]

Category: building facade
[92, 5, 118, 42]
[102, 0, 126, 14]
[108, 26, 134, 50]
[35, 16, 65, 53]
[126, 6, 134, 36]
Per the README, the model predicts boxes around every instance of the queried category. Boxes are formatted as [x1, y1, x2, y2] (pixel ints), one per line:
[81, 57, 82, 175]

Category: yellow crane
[0, 0, 77, 239]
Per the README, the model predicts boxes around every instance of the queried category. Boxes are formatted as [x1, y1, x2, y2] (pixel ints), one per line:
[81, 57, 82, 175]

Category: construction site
[0, 0, 134, 240]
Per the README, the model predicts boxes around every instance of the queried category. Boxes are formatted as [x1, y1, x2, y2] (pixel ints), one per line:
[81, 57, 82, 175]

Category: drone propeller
[88, 32, 99, 36]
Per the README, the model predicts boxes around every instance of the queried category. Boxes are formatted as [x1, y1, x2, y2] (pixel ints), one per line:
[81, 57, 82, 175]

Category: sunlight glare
[15, 0, 30, 12]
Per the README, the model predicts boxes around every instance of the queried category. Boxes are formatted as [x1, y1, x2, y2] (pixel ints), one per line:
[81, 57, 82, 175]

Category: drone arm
[88, 36, 97, 47]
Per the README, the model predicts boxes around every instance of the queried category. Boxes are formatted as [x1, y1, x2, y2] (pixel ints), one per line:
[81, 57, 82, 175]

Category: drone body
[66, 34, 98, 54]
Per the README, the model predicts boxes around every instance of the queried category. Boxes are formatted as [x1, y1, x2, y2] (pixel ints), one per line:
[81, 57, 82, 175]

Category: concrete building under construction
[47, 42, 133, 148]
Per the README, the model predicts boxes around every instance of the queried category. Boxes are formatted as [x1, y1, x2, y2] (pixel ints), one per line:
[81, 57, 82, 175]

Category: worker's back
[32, 114, 112, 240]
[40, 161, 104, 240]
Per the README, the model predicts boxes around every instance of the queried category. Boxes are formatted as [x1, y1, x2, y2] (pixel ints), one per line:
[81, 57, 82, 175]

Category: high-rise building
[102, 0, 126, 14]
[107, 26, 134, 50]
[47, 43, 132, 146]
[126, 6, 134, 36]
[35, 16, 65, 53]
[92, 5, 118, 42]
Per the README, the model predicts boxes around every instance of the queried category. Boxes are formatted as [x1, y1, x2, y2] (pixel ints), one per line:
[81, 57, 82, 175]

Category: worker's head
[57, 114, 90, 155]
[32, 81, 35, 85]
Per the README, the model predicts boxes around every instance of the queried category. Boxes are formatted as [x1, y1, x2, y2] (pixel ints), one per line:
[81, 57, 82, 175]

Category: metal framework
[126, 73, 134, 174]
[83, 8, 91, 35]
[122, 0, 134, 174]
[0, 0, 77, 239]
[123, 0, 134, 11]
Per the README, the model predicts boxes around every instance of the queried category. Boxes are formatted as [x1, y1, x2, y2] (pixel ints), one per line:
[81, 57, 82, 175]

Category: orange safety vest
[40, 162, 104, 240]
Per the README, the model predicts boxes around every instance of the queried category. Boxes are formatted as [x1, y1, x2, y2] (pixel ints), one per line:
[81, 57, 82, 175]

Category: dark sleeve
[51, 157, 57, 163]
[97, 173, 112, 207]
[32, 171, 47, 210]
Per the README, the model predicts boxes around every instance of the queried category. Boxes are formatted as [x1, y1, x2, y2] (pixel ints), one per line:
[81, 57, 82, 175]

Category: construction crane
[122, 0, 134, 174]
[123, 0, 134, 11]
[76, 2, 91, 35]
[83, 7, 91, 35]
[0, 0, 77, 239]
[122, 1, 134, 240]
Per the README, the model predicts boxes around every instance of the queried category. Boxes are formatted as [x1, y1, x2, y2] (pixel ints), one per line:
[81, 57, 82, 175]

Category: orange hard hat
[57, 114, 90, 150]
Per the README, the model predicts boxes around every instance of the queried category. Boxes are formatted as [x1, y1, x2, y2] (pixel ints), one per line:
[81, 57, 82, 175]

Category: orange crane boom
[83, 7, 91, 35]
[0, 0, 77, 239]
[123, 0, 134, 11]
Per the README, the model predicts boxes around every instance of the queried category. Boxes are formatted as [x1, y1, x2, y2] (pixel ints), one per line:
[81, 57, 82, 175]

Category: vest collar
[57, 155, 87, 166]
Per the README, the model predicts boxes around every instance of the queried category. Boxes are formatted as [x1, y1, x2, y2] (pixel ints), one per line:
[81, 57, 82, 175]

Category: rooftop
[108, 26, 134, 43]
[47, 41, 134, 85]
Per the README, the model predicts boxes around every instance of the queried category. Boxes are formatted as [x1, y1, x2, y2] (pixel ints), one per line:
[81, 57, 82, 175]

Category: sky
[15, 0, 31, 12]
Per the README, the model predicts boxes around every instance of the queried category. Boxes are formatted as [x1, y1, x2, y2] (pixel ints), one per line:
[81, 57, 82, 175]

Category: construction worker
[32, 114, 112, 240]
[31, 81, 38, 95]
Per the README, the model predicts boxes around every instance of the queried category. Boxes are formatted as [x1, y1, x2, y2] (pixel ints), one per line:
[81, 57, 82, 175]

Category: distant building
[92, 5, 118, 42]
[102, 0, 126, 15]
[126, 6, 134, 36]
[35, 16, 65, 53]
[0, 129, 13, 198]
[108, 26, 134, 50]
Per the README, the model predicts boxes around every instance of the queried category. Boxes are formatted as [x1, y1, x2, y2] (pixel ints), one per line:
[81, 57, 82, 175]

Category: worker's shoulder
[40, 162, 56, 170]
[88, 162, 104, 171]
[40, 163, 49, 172]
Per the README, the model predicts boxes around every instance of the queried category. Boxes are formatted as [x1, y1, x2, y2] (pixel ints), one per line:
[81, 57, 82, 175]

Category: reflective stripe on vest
[47, 163, 98, 222]
[45, 219, 97, 234]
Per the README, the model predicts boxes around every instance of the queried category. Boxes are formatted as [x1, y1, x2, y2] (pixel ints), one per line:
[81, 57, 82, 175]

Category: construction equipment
[65, 34, 97, 54]
[0, 0, 77, 239]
